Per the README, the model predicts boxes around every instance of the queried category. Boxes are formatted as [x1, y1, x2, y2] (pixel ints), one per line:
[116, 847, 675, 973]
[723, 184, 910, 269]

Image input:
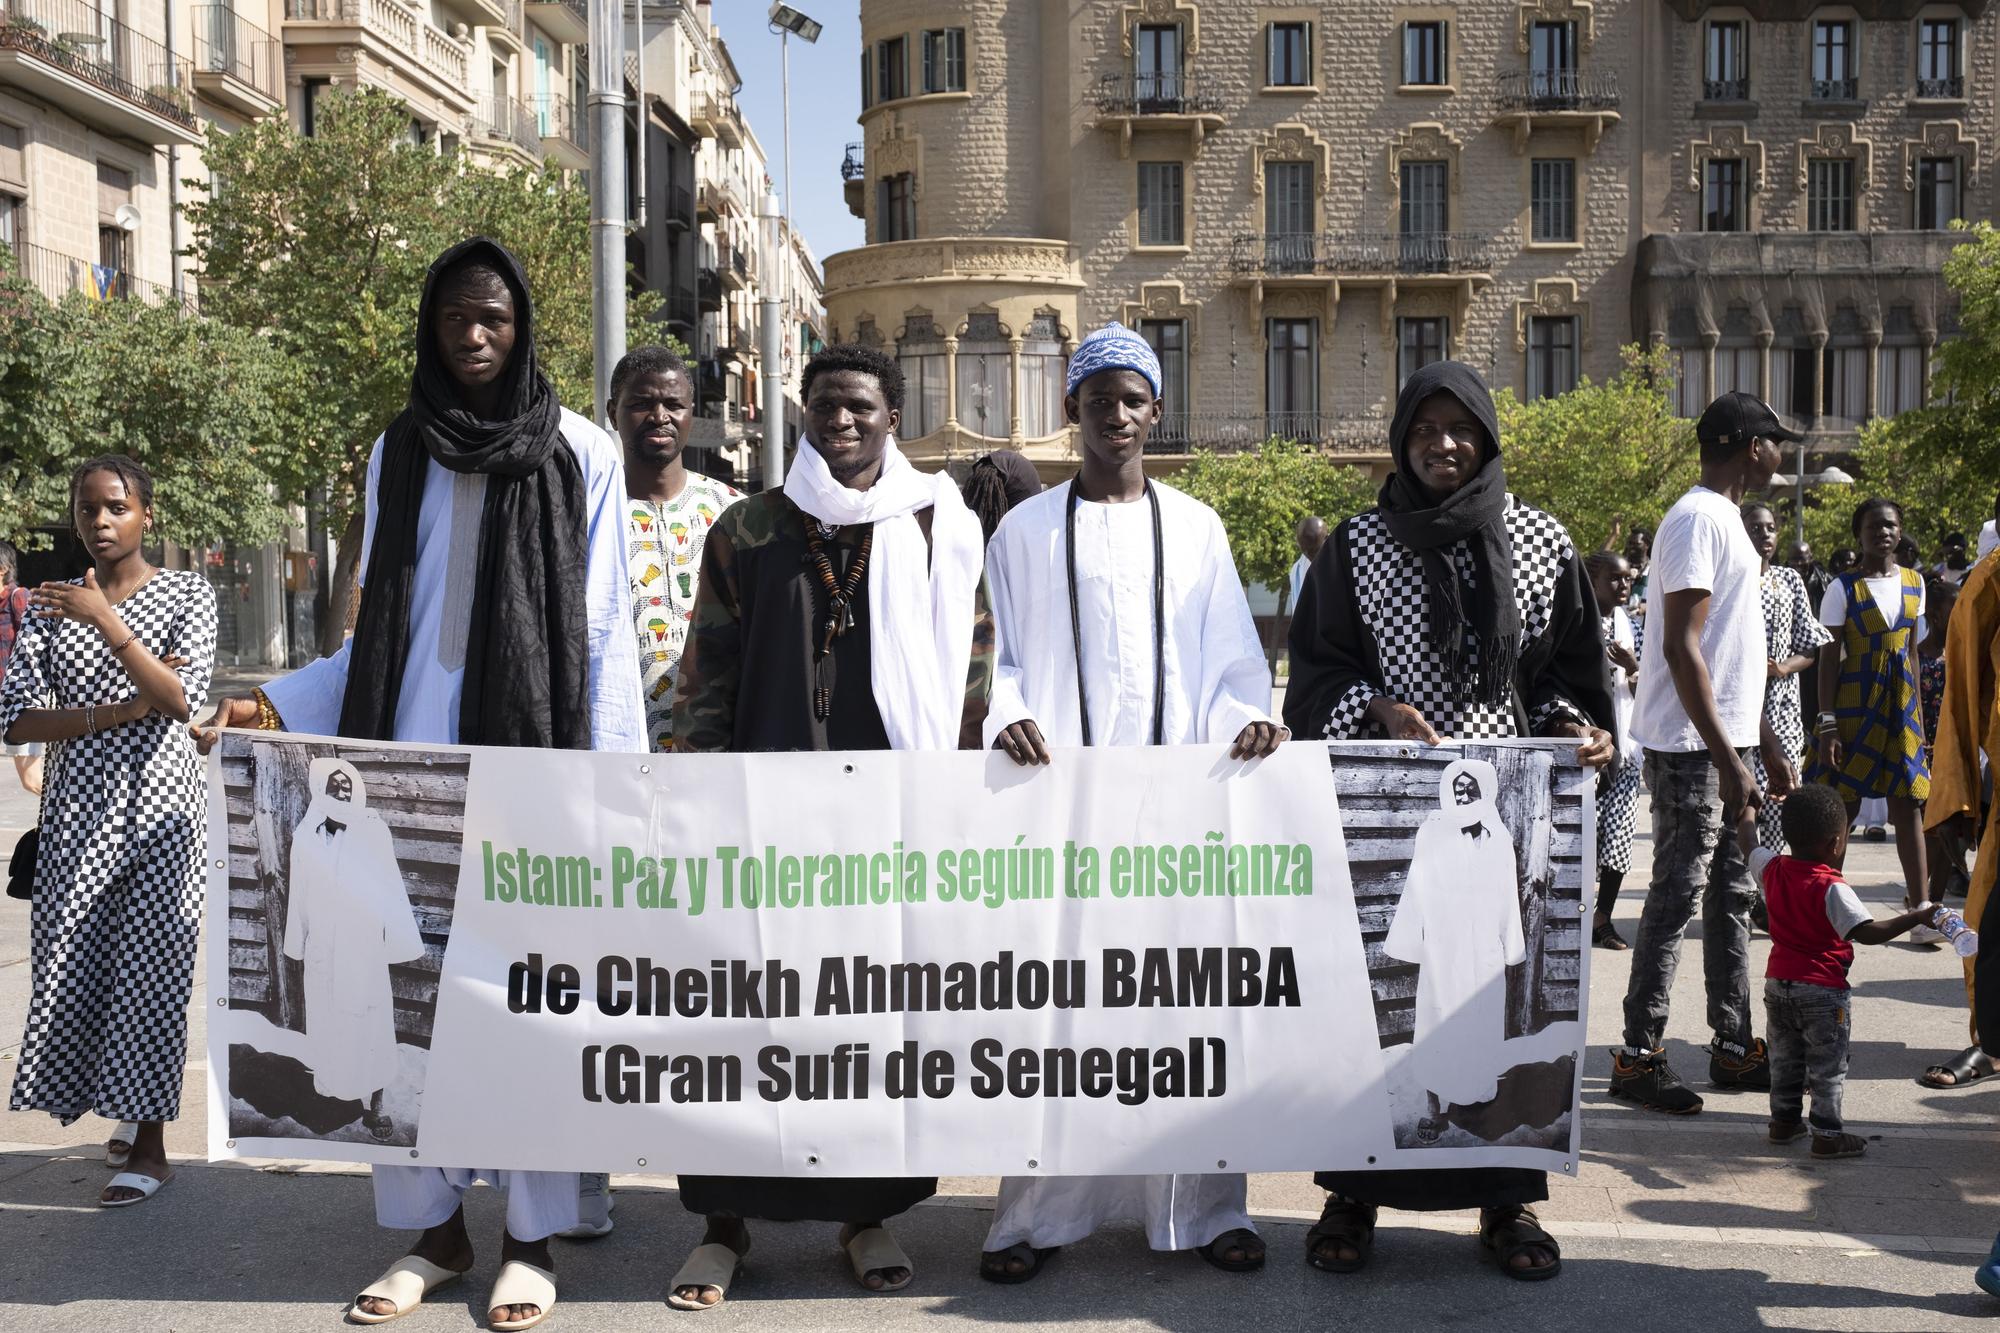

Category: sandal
[1917, 1045, 1996, 1089]
[1304, 1196, 1376, 1273]
[979, 1242, 1059, 1284]
[105, 1121, 139, 1168]
[487, 1259, 556, 1332]
[1415, 1114, 1447, 1144]
[348, 1255, 464, 1325]
[99, 1170, 169, 1208]
[1480, 1205, 1562, 1281]
[1200, 1227, 1265, 1272]
[1592, 921, 1629, 951]
[666, 1242, 746, 1311]
[840, 1225, 913, 1293]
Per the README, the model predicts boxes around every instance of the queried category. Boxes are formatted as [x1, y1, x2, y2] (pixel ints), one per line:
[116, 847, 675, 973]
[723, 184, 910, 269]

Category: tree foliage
[1854, 220, 2000, 550]
[1494, 343, 1700, 553]
[1171, 437, 1378, 595]
[0, 263, 302, 548]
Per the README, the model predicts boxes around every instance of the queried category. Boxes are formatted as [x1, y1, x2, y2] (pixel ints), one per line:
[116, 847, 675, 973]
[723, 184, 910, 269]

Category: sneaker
[1710, 1037, 1773, 1090]
[1768, 1119, 1810, 1144]
[1608, 1049, 1704, 1114]
[1909, 924, 1947, 947]
[1810, 1132, 1867, 1159]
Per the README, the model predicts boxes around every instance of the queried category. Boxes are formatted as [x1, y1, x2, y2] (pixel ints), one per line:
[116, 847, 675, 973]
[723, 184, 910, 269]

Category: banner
[205, 736, 1592, 1178]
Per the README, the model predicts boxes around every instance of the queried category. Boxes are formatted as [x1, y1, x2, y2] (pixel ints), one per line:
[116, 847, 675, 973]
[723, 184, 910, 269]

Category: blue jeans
[1619, 748, 1756, 1055]
[1764, 979, 1850, 1133]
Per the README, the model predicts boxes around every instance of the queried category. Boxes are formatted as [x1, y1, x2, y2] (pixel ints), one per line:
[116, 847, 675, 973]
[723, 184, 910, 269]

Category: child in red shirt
[1738, 785, 1934, 1159]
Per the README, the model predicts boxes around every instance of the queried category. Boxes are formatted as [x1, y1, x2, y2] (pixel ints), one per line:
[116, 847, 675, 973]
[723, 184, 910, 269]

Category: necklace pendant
[839, 602, 855, 634]
[813, 520, 841, 540]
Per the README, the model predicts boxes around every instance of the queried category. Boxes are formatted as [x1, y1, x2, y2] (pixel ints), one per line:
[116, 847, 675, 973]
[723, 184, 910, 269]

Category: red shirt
[1756, 850, 1866, 990]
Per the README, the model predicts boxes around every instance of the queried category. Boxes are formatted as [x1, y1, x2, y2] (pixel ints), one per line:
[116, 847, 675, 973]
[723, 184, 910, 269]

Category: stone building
[823, 0, 1993, 479]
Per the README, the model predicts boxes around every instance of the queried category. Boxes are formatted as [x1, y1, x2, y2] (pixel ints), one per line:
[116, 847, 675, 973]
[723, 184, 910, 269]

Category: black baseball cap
[1696, 391, 1801, 449]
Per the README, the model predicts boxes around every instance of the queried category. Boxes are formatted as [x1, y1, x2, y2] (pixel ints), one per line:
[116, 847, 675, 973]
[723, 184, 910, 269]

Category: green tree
[185, 86, 670, 648]
[0, 259, 302, 548]
[1171, 437, 1377, 596]
[1854, 220, 2000, 551]
[1494, 343, 1699, 553]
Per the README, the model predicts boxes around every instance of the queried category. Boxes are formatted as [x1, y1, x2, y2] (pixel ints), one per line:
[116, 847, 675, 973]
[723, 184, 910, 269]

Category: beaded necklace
[804, 522, 874, 721]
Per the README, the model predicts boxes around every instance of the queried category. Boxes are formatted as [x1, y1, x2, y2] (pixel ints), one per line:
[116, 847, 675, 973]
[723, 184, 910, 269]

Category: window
[1140, 319, 1190, 439]
[1264, 161, 1315, 271]
[1398, 316, 1447, 387]
[1020, 312, 1066, 438]
[1917, 156, 1961, 229]
[1671, 346, 1707, 418]
[1400, 160, 1447, 269]
[1526, 316, 1578, 401]
[1714, 345, 1759, 398]
[1530, 158, 1576, 243]
[877, 36, 908, 103]
[301, 76, 331, 136]
[1530, 20, 1576, 102]
[955, 311, 1011, 440]
[1918, 18, 1961, 98]
[97, 162, 133, 299]
[922, 28, 965, 94]
[0, 122, 21, 258]
[1704, 21, 1746, 100]
[897, 321, 948, 439]
[1135, 23, 1183, 107]
[1266, 318, 1317, 434]
[1402, 21, 1447, 86]
[1702, 158, 1744, 232]
[877, 173, 915, 242]
[1811, 20, 1855, 100]
[1822, 345, 1866, 423]
[1806, 158, 1855, 231]
[1877, 345, 1926, 416]
[1268, 21, 1310, 86]
[1137, 161, 1184, 247]
[860, 50, 872, 110]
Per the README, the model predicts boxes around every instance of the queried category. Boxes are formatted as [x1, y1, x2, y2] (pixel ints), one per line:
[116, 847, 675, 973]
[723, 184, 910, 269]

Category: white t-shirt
[1749, 849, 1873, 940]
[1979, 521, 1997, 563]
[1288, 554, 1311, 611]
[1819, 571, 1925, 630]
[1630, 487, 1766, 752]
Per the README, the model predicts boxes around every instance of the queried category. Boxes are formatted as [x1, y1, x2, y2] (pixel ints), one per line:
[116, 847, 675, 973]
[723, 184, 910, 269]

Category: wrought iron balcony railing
[1916, 75, 1964, 99]
[1144, 412, 1390, 455]
[1230, 231, 1498, 277]
[841, 141, 864, 181]
[1703, 76, 1749, 101]
[475, 94, 542, 159]
[1809, 76, 1858, 100]
[4, 238, 195, 310]
[192, 5, 281, 102]
[0, 0, 197, 129]
[533, 93, 584, 148]
[1495, 68, 1620, 112]
[1092, 70, 1222, 117]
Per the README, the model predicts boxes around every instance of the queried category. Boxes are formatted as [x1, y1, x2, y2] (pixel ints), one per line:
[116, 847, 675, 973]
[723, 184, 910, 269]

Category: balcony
[0, 0, 200, 145]
[1145, 412, 1390, 457]
[692, 91, 744, 147]
[1702, 76, 1750, 102]
[1231, 231, 1497, 279]
[1915, 75, 1965, 101]
[483, 0, 524, 52]
[841, 141, 864, 218]
[525, 0, 585, 45]
[1809, 76, 1858, 102]
[6, 239, 196, 311]
[1089, 71, 1224, 158]
[472, 94, 543, 164]
[1492, 69, 1621, 152]
[697, 265, 722, 311]
[190, 6, 281, 116]
[533, 94, 586, 169]
[717, 239, 751, 290]
[663, 180, 693, 230]
[283, 0, 471, 111]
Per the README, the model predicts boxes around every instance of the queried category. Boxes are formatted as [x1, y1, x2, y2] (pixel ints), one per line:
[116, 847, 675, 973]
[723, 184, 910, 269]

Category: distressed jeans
[1764, 979, 1850, 1134]
[1619, 748, 1756, 1055]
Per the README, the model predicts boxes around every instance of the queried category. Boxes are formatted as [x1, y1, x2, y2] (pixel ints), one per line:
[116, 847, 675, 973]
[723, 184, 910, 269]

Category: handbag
[6, 825, 37, 901]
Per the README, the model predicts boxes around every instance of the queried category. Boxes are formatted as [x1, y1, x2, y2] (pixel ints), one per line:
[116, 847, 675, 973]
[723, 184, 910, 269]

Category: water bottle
[1932, 906, 1980, 958]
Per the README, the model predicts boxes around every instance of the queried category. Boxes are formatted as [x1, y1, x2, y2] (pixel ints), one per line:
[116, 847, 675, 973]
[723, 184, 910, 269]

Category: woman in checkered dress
[1, 457, 216, 1207]
[1586, 551, 1642, 950]
[1742, 502, 1831, 852]
[1285, 362, 1616, 1284]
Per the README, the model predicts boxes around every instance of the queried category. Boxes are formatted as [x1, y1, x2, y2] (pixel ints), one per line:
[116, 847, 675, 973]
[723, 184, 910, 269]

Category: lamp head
[768, 3, 822, 41]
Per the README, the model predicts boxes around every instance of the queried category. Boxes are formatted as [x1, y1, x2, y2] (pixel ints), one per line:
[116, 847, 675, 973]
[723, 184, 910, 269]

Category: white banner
[206, 736, 1591, 1179]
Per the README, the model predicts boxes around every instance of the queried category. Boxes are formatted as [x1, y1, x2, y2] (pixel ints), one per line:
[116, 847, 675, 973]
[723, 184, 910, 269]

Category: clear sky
[719, 2, 867, 268]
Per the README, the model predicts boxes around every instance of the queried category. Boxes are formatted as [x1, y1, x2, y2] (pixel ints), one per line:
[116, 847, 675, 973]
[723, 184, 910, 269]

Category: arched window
[956, 310, 1012, 440]
[896, 313, 948, 440]
[1019, 310, 1067, 438]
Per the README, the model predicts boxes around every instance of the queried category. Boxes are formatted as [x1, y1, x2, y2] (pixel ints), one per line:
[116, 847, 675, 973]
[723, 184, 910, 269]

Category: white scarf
[783, 436, 983, 751]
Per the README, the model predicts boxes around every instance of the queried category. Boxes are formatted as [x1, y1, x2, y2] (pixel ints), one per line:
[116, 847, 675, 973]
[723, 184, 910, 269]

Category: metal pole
[588, 0, 627, 427]
[759, 191, 786, 489]
[632, 1, 646, 228]
[1795, 435, 1808, 548]
[780, 29, 792, 352]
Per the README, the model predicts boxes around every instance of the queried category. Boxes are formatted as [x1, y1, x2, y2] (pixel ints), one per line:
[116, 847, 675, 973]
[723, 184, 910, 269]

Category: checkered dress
[1752, 565, 1832, 850]
[1598, 613, 1642, 873]
[1316, 500, 1586, 740]
[3, 570, 216, 1125]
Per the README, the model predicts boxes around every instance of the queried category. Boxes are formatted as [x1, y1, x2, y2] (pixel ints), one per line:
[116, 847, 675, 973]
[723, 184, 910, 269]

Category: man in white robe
[982, 323, 1285, 1281]
[201, 239, 644, 1331]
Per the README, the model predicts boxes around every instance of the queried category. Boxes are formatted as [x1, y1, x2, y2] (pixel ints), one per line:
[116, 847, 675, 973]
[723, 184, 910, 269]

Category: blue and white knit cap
[1064, 321, 1163, 398]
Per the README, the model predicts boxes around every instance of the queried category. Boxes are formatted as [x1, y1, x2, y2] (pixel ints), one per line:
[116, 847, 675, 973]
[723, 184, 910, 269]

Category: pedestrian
[1290, 514, 1329, 614]
[1922, 525, 2000, 1092]
[0, 540, 42, 795]
[667, 343, 987, 1308]
[1624, 526, 1652, 619]
[1585, 549, 1641, 950]
[1740, 785, 1937, 1160]
[197, 238, 646, 1331]
[1920, 579, 1971, 907]
[1809, 498, 1939, 949]
[3, 455, 216, 1206]
[1610, 391, 1794, 1116]
[959, 448, 1043, 544]
[612, 343, 743, 754]
[1285, 360, 1616, 1283]
[1788, 541, 1830, 751]
[1744, 502, 1831, 853]
[1977, 489, 1998, 563]
[1936, 532, 1974, 588]
[980, 321, 1284, 1283]
[1829, 547, 1859, 577]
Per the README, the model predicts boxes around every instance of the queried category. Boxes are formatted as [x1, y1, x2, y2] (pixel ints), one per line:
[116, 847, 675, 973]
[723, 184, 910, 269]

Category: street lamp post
[763, 4, 821, 489]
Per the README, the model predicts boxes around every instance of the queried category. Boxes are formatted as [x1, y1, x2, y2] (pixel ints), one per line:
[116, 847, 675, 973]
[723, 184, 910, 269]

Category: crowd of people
[0, 236, 1994, 1324]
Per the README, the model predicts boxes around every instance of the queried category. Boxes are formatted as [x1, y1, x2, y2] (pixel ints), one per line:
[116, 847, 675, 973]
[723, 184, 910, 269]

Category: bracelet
[85, 704, 96, 736]
[252, 688, 284, 732]
[108, 632, 138, 655]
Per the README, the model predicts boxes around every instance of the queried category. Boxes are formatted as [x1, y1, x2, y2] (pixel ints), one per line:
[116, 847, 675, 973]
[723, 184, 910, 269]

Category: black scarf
[1376, 361, 1520, 709]
[338, 237, 591, 749]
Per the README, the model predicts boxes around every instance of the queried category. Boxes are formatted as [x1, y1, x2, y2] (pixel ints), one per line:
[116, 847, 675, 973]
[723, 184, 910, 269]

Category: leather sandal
[666, 1242, 746, 1311]
[1305, 1196, 1376, 1273]
[1200, 1227, 1265, 1272]
[1480, 1205, 1561, 1281]
[840, 1225, 914, 1293]
[979, 1242, 1059, 1284]
[1917, 1045, 1995, 1089]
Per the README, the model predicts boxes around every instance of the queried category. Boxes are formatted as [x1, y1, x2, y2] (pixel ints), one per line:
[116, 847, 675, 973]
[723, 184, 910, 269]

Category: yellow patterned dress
[1811, 567, 1931, 803]
[626, 472, 744, 751]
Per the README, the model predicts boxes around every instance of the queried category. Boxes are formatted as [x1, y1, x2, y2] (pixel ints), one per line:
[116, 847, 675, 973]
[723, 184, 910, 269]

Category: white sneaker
[559, 1173, 615, 1239]
[1909, 924, 1946, 947]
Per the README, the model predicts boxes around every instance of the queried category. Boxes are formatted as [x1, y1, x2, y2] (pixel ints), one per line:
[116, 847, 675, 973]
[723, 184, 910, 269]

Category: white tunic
[982, 478, 1272, 1253]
